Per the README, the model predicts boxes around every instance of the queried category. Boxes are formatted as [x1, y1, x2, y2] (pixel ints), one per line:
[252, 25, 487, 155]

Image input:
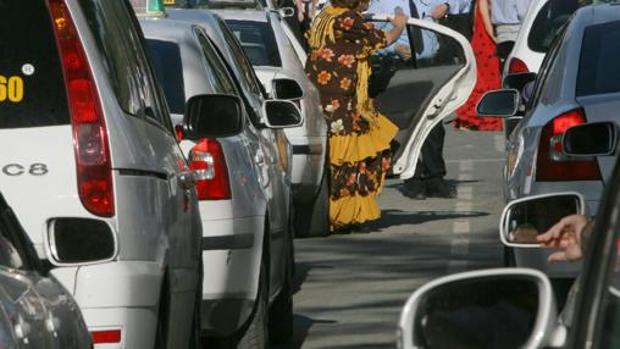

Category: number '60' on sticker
[0, 75, 24, 103]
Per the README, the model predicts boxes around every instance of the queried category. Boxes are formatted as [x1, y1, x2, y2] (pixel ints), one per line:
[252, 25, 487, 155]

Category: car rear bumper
[83, 307, 157, 349]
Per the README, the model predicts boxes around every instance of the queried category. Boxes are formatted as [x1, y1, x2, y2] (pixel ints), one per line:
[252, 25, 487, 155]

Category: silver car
[0, 192, 92, 348]
[140, 15, 301, 346]
[479, 3, 620, 278]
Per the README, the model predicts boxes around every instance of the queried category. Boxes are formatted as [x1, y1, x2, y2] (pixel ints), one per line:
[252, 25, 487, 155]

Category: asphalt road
[278, 126, 507, 349]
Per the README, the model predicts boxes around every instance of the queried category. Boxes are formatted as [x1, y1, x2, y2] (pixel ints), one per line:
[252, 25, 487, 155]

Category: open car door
[369, 15, 476, 179]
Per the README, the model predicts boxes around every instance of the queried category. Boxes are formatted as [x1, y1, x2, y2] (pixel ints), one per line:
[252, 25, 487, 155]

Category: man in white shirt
[491, 0, 532, 67]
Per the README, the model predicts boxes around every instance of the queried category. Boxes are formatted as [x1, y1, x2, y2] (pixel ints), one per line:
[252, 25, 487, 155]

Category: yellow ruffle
[329, 114, 398, 166]
[329, 194, 381, 230]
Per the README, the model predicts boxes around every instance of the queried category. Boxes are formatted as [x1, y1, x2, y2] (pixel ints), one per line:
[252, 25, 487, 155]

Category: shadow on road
[368, 209, 489, 231]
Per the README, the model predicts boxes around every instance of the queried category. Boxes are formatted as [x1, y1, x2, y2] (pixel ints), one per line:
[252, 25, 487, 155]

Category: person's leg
[402, 125, 446, 200]
[423, 124, 456, 198]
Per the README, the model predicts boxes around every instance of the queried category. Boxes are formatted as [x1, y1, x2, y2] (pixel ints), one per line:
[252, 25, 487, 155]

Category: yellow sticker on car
[163, 0, 176, 4]
[0, 75, 24, 103]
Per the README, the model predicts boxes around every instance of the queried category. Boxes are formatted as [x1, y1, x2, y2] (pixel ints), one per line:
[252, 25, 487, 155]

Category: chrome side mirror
[563, 122, 617, 158]
[477, 89, 520, 117]
[398, 268, 564, 349]
[499, 192, 585, 248]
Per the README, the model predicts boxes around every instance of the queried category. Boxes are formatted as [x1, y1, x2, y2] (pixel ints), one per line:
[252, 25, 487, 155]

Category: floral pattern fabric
[306, 8, 397, 231]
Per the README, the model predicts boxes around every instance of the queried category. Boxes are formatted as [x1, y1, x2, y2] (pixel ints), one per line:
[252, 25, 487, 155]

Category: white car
[212, 8, 330, 237]
[1, 1, 202, 348]
[502, 0, 582, 77]
[140, 15, 301, 346]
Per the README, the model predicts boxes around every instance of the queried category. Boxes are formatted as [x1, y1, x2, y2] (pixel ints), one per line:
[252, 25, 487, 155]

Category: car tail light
[508, 58, 529, 74]
[536, 108, 601, 181]
[91, 329, 122, 344]
[48, 0, 114, 217]
[189, 139, 231, 200]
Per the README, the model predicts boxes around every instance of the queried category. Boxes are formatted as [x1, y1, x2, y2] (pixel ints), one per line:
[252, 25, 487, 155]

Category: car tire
[503, 246, 516, 267]
[237, 261, 269, 349]
[295, 172, 329, 238]
[268, 237, 294, 344]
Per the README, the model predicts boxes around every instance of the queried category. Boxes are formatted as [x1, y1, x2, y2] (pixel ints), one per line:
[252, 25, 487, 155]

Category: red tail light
[91, 329, 122, 344]
[536, 108, 601, 181]
[49, 0, 114, 217]
[189, 139, 231, 200]
[508, 58, 529, 74]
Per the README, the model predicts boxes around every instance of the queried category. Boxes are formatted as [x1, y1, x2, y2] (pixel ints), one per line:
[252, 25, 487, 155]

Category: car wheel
[237, 261, 269, 349]
[268, 237, 294, 344]
[295, 172, 329, 238]
[503, 246, 516, 267]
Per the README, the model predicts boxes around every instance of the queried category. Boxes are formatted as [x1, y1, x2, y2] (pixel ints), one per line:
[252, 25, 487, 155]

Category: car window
[146, 40, 186, 115]
[216, 17, 264, 97]
[225, 20, 282, 67]
[78, 0, 170, 128]
[528, 27, 565, 110]
[528, 0, 580, 53]
[195, 31, 238, 95]
[576, 21, 620, 97]
[0, 0, 69, 129]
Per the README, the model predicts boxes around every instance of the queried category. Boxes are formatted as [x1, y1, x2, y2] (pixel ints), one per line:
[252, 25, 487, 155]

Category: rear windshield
[225, 20, 282, 67]
[576, 21, 620, 97]
[146, 40, 186, 115]
[528, 0, 580, 53]
[0, 1, 69, 129]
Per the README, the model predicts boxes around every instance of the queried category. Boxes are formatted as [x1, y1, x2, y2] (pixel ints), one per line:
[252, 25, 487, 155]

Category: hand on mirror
[536, 214, 590, 263]
[394, 44, 412, 60]
[431, 3, 449, 19]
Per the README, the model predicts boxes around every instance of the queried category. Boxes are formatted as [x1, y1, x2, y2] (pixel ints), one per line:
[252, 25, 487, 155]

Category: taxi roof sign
[129, 0, 167, 16]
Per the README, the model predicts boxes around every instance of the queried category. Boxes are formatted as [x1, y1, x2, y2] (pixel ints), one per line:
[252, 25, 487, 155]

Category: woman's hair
[331, 0, 368, 9]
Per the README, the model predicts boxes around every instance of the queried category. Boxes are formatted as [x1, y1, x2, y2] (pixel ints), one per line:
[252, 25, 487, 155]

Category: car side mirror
[477, 89, 520, 117]
[398, 269, 564, 349]
[183, 94, 243, 139]
[502, 72, 538, 91]
[563, 122, 617, 157]
[499, 192, 585, 247]
[263, 100, 303, 129]
[46, 218, 118, 266]
[276, 7, 295, 18]
[272, 78, 304, 100]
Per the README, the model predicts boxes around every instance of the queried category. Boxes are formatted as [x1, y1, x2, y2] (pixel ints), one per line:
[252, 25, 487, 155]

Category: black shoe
[400, 179, 426, 200]
[425, 178, 457, 199]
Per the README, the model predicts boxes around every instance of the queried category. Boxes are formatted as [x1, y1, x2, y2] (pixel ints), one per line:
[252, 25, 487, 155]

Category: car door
[79, 2, 200, 346]
[369, 16, 476, 179]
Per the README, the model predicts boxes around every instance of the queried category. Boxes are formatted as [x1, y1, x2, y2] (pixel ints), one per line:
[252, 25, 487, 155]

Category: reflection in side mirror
[563, 122, 617, 157]
[477, 89, 520, 117]
[500, 192, 585, 247]
[47, 218, 117, 266]
[263, 100, 303, 129]
[398, 269, 558, 349]
[183, 94, 243, 139]
[272, 78, 304, 100]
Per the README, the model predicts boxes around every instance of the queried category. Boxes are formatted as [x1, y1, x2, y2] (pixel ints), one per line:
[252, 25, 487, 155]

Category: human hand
[390, 11, 408, 29]
[431, 3, 448, 19]
[298, 11, 305, 22]
[536, 214, 590, 263]
[394, 44, 412, 60]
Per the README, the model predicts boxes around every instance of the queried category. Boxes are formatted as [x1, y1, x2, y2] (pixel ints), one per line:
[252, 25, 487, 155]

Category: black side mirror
[272, 78, 304, 100]
[563, 122, 617, 157]
[263, 100, 303, 129]
[502, 72, 537, 91]
[183, 94, 243, 139]
[477, 89, 520, 117]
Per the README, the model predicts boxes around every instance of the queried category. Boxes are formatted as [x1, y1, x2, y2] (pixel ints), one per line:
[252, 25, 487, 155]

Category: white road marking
[447, 158, 504, 163]
[495, 135, 505, 153]
[450, 160, 475, 274]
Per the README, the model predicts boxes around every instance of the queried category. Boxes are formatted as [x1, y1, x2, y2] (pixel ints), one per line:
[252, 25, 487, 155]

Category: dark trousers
[410, 123, 447, 181]
[496, 41, 515, 72]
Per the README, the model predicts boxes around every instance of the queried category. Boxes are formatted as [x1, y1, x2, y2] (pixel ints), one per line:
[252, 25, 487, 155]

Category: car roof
[139, 17, 196, 44]
[573, 2, 620, 27]
[210, 8, 269, 22]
